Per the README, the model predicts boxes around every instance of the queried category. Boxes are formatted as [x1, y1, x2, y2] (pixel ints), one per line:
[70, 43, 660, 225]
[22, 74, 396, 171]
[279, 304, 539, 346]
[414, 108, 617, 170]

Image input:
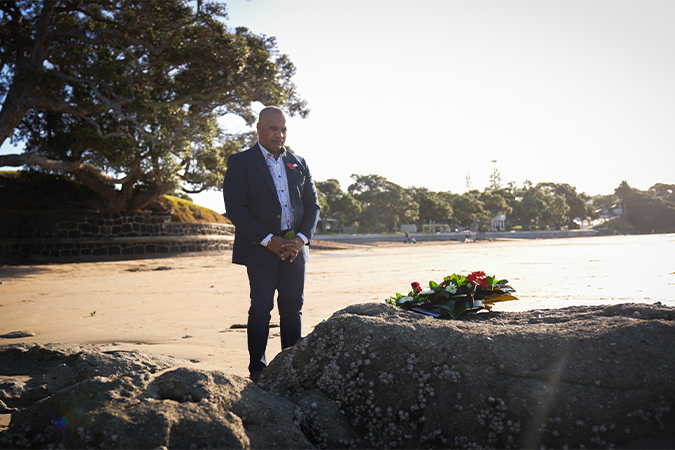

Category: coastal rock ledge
[2, 302, 674, 449]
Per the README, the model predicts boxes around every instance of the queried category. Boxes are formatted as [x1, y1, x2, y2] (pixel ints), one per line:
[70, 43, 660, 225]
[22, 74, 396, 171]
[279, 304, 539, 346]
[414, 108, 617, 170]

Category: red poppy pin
[286, 163, 297, 170]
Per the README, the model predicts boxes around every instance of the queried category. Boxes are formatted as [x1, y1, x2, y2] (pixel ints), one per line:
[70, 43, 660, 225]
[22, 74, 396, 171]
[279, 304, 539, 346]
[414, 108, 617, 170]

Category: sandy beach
[1, 235, 673, 380]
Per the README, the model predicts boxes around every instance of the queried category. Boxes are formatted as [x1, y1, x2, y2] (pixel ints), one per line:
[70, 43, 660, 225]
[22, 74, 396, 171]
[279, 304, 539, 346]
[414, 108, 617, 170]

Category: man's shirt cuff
[296, 233, 309, 245]
[260, 233, 273, 247]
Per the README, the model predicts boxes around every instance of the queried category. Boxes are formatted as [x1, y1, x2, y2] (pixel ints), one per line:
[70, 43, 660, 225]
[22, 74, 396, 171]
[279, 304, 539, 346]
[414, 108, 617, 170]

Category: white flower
[445, 283, 458, 294]
[396, 296, 413, 305]
[420, 289, 434, 296]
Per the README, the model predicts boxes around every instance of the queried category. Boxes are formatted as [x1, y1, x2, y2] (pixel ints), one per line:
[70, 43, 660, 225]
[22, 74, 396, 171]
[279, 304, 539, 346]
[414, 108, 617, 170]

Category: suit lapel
[282, 153, 301, 188]
[252, 144, 278, 198]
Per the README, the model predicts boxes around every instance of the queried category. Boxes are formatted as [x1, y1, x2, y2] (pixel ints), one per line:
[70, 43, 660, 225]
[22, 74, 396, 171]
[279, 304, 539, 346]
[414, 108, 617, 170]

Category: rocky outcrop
[2, 303, 674, 449]
[262, 302, 675, 449]
[0, 343, 185, 413]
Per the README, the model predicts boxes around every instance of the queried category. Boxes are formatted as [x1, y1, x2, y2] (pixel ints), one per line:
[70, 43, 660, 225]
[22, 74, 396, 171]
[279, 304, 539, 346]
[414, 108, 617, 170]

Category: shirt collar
[259, 141, 286, 161]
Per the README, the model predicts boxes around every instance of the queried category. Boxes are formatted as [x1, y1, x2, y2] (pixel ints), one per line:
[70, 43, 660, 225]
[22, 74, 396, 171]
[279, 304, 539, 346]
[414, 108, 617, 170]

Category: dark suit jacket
[223, 143, 321, 268]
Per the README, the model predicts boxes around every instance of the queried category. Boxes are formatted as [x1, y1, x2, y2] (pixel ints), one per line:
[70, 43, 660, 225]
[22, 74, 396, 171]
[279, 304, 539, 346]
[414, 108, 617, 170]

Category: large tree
[613, 182, 675, 232]
[315, 178, 361, 228]
[0, 0, 307, 212]
[512, 183, 569, 229]
[348, 174, 418, 232]
[614, 180, 632, 220]
[539, 182, 596, 228]
[451, 190, 485, 228]
[649, 183, 675, 202]
[408, 186, 452, 226]
[626, 188, 675, 232]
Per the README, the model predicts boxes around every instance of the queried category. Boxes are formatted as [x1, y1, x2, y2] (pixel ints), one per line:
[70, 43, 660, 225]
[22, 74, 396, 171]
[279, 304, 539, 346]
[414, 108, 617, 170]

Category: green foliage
[618, 183, 675, 232]
[408, 187, 453, 226]
[594, 217, 632, 231]
[451, 192, 485, 227]
[488, 160, 502, 191]
[650, 183, 675, 202]
[479, 190, 512, 218]
[158, 195, 230, 224]
[348, 174, 417, 232]
[315, 179, 361, 228]
[312, 176, 675, 234]
[593, 194, 617, 212]
[0, 0, 308, 212]
[315, 186, 330, 215]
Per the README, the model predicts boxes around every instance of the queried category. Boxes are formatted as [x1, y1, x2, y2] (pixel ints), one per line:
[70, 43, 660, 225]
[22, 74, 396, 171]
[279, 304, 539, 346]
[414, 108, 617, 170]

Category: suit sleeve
[298, 160, 321, 243]
[223, 153, 272, 244]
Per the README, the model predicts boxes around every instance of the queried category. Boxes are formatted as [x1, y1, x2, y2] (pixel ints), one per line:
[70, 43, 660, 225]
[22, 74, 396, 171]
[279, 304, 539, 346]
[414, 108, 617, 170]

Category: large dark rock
[2, 303, 674, 449]
[0, 345, 312, 449]
[3, 368, 311, 449]
[262, 302, 675, 449]
[0, 343, 186, 411]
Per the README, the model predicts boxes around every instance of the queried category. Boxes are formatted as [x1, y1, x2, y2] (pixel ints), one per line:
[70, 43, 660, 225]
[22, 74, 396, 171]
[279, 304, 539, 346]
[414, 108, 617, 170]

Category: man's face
[256, 111, 287, 153]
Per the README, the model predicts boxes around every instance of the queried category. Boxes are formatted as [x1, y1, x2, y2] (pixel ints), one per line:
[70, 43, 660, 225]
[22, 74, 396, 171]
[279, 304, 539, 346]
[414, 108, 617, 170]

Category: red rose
[467, 271, 488, 289]
[411, 282, 421, 294]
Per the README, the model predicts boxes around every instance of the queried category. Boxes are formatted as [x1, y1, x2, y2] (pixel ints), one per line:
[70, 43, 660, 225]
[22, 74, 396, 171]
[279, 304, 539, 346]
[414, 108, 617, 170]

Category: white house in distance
[490, 212, 506, 231]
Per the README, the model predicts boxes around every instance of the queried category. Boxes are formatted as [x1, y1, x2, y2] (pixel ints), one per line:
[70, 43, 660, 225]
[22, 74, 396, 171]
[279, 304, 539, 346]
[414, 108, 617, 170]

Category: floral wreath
[385, 271, 517, 319]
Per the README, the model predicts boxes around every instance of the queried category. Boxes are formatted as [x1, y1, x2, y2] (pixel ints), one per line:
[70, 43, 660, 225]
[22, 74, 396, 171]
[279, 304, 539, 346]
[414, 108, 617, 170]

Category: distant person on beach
[223, 106, 320, 383]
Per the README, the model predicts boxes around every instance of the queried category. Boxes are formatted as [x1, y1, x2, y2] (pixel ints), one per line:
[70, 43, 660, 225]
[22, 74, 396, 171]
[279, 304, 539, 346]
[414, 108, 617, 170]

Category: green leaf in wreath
[450, 301, 468, 319]
[433, 301, 456, 313]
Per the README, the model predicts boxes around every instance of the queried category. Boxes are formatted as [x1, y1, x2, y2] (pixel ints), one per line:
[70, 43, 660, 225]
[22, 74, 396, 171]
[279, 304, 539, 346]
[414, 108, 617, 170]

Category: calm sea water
[471, 233, 675, 311]
[316, 233, 675, 311]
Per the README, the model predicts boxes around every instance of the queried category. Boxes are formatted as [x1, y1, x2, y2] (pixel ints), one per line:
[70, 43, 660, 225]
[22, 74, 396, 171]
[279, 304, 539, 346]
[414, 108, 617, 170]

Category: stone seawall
[0, 210, 234, 263]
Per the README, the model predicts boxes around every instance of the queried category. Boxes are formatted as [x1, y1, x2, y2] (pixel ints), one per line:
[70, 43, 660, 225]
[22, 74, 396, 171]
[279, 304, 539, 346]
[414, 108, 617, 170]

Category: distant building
[316, 217, 338, 233]
[490, 212, 506, 231]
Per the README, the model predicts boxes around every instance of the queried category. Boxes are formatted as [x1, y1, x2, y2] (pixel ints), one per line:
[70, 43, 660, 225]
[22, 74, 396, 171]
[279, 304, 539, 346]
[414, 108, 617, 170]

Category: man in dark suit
[223, 106, 320, 382]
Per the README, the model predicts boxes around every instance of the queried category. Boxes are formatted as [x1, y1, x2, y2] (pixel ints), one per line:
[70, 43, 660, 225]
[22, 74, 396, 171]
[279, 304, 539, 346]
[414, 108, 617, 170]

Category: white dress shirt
[258, 143, 308, 247]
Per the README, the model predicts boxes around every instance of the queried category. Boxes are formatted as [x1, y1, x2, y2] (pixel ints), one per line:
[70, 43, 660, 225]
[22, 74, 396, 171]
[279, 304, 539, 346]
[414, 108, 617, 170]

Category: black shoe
[249, 370, 263, 384]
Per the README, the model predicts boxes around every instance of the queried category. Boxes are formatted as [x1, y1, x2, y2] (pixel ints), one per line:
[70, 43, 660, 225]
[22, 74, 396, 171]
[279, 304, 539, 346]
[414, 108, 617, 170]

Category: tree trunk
[0, 84, 31, 146]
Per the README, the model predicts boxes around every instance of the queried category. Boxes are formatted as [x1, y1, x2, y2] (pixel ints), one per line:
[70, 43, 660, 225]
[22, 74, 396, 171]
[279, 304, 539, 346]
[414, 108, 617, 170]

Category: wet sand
[1, 235, 673, 379]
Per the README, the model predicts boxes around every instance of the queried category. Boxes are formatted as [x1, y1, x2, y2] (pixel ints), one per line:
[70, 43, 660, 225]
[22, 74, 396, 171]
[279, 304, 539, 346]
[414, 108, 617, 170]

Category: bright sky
[2, 0, 674, 214]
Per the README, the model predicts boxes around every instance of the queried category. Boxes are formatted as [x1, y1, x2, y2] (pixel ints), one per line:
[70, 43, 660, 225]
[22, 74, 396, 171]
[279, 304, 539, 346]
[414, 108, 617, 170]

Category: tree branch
[0, 153, 141, 185]
[180, 186, 208, 194]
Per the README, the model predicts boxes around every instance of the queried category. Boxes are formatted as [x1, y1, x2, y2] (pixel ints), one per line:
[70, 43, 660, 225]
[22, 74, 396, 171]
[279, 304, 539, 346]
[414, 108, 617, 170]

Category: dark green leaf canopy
[0, 0, 308, 212]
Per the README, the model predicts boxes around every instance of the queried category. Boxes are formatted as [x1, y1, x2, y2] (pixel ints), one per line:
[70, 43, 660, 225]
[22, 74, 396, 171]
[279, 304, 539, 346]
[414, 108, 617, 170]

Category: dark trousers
[246, 260, 305, 374]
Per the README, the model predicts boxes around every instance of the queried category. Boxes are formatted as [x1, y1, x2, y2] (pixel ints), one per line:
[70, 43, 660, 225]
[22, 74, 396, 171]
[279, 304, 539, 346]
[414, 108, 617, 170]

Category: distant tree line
[316, 175, 675, 234]
[613, 181, 675, 232]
